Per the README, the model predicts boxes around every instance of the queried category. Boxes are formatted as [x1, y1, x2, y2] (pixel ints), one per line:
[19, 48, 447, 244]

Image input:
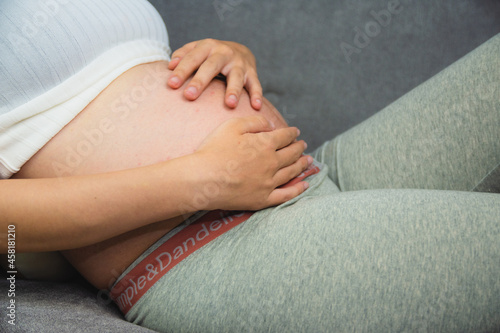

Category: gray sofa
[1, 1, 499, 332]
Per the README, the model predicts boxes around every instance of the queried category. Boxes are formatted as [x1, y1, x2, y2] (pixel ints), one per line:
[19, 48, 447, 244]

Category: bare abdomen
[14, 61, 286, 289]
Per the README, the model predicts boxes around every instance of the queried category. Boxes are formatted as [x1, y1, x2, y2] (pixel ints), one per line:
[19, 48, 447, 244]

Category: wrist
[172, 152, 217, 214]
[180, 151, 240, 212]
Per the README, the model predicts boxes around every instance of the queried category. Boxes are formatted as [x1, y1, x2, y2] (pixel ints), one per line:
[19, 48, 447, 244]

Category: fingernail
[228, 94, 237, 105]
[304, 141, 308, 150]
[307, 155, 313, 165]
[303, 182, 309, 190]
[186, 86, 198, 97]
[169, 76, 180, 86]
[254, 98, 262, 107]
[297, 128, 301, 136]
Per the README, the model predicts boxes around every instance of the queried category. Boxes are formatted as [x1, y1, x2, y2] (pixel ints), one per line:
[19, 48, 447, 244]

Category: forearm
[0, 154, 202, 253]
[0, 116, 309, 253]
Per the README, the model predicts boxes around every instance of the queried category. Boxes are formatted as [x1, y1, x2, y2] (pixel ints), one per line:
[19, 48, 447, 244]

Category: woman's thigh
[314, 34, 499, 191]
[127, 189, 500, 332]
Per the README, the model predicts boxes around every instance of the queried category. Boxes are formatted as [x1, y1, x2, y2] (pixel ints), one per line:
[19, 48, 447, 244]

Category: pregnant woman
[1, 0, 499, 332]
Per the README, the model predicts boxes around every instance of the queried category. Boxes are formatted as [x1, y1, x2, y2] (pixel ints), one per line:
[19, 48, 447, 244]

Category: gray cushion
[473, 165, 500, 193]
[153, 0, 500, 149]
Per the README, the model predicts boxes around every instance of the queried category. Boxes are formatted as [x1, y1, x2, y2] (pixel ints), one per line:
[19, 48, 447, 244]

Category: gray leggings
[124, 34, 500, 332]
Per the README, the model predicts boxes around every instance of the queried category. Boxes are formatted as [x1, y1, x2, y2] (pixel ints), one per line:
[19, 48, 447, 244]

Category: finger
[224, 67, 246, 108]
[167, 57, 181, 70]
[184, 54, 228, 100]
[265, 127, 301, 150]
[167, 41, 198, 70]
[266, 181, 309, 207]
[230, 115, 275, 134]
[276, 141, 308, 168]
[273, 154, 312, 186]
[167, 44, 211, 89]
[245, 70, 263, 110]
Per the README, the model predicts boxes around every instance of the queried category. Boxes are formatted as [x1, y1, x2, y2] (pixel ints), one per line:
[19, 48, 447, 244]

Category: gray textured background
[151, 0, 500, 149]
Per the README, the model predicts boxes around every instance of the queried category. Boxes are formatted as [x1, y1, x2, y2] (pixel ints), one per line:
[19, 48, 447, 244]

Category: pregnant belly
[14, 61, 287, 289]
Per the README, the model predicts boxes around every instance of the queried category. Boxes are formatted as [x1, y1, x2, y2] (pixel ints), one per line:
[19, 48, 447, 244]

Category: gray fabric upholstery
[473, 165, 500, 193]
[155, 0, 500, 149]
[0, 273, 156, 332]
[1, 1, 498, 332]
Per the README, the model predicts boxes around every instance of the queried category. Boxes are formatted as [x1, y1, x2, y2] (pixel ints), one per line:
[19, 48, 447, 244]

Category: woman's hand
[0, 115, 309, 252]
[167, 39, 263, 110]
[188, 116, 312, 212]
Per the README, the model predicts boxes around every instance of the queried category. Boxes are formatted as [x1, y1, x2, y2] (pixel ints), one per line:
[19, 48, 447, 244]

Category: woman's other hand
[189, 116, 312, 212]
[167, 39, 263, 110]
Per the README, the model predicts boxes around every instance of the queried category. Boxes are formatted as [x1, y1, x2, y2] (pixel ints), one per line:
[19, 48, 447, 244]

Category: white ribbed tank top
[0, 0, 171, 178]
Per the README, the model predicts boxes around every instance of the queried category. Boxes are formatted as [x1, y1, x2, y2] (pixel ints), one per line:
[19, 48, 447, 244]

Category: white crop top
[0, 0, 171, 178]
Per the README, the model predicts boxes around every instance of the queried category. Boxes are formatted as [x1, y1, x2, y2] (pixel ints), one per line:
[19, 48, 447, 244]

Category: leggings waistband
[110, 163, 321, 315]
